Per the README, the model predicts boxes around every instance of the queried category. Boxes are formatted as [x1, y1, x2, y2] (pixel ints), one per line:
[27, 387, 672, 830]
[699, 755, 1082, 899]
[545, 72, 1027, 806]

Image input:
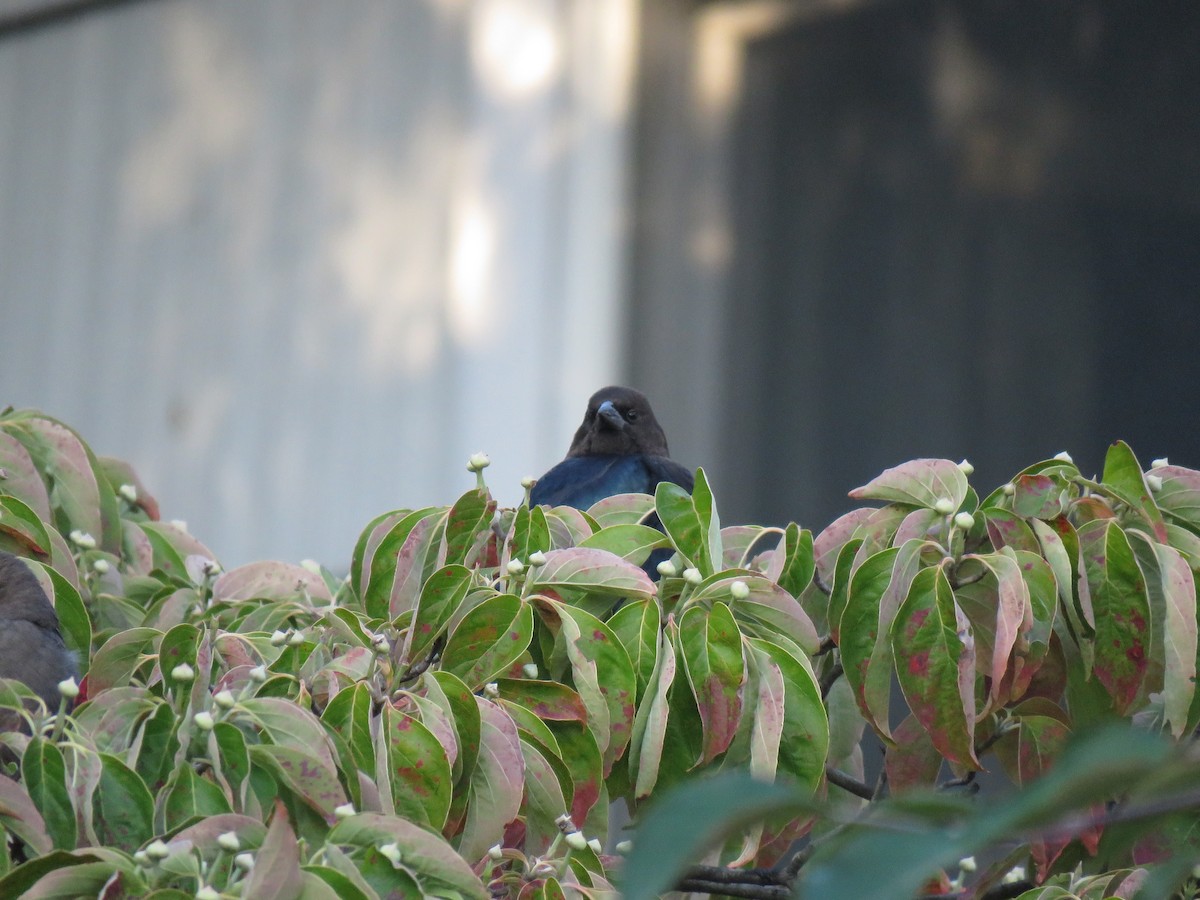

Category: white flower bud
[171, 663, 195, 683]
[170, 520, 189, 533]
[334, 803, 356, 819]
[371, 633, 389, 653]
[483, 682, 500, 698]
[656, 560, 677, 578]
[1151, 457, 1169, 469]
[933, 498, 955, 515]
[118, 483, 138, 503]
[69, 529, 97, 549]
[299, 559, 322, 575]
[217, 831, 240, 852]
[193, 711, 215, 731]
[57, 677, 79, 699]
[270, 630, 288, 646]
[682, 567, 702, 585]
[1002, 482, 1015, 496]
[954, 512, 975, 530]
[214, 690, 235, 709]
[1147, 474, 1163, 491]
[587, 837, 603, 854]
[249, 665, 268, 682]
[92, 558, 110, 575]
[378, 842, 402, 864]
[958, 856, 977, 873]
[487, 843, 504, 861]
[615, 840, 632, 854]
[467, 452, 491, 472]
[234, 852, 254, 871]
[957, 459, 974, 475]
[145, 839, 170, 860]
[287, 630, 305, 646]
[520, 475, 537, 489]
[1001, 865, 1026, 884]
[565, 831, 588, 851]
[527, 550, 547, 567]
[522, 663, 539, 679]
[133, 850, 150, 866]
[1053, 451, 1073, 464]
[506, 558, 525, 575]
[730, 580, 750, 600]
[195, 887, 219, 900]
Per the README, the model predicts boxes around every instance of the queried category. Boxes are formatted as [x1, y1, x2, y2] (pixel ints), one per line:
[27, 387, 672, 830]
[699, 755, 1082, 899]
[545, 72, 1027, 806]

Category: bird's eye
[626, 409, 639, 421]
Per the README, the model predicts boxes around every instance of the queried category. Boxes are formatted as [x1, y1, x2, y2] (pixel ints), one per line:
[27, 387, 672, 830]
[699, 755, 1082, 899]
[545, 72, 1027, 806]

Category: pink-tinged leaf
[1080, 521, 1150, 715]
[234, 698, 340, 772]
[1100, 441, 1168, 541]
[814, 508, 876, 583]
[0, 430, 51, 524]
[543, 506, 595, 547]
[745, 639, 828, 796]
[249, 744, 347, 823]
[1154, 464, 1200, 530]
[748, 654, 786, 781]
[351, 508, 410, 598]
[693, 573, 819, 655]
[459, 698, 524, 864]
[139, 521, 218, 578]
[892, 508, 942, 547]
[852, 505, 914, 557]
[213, 561, 331, 604]
[545, 720, 604, 828]
[329, 812, 489, 898]
[677, 603, 745, 765]
[516, 737, 569, 856]
[376, 704, 452, 829]
[406, 564, 473, 663]
[839, 542, 922, 741]
[442, 594, 534, 691]
[445, 488, 497, 566]
[0, 495, 53, 556]
[849, 458, 968, 511]
[0, 768, 53, 854]
[241, 802, 304, 900]
[826, 539, 864, 646]
[890, 564, 980, 769]
[534, 600, 636, 773]
[982, 508, 1040, 554]
[884, 714, 942, 793]
[993, 699, 1070, 787]
[630, 627, 676, 799]
[960, 551, 1029, 710]
[493, 679, 588, 721]
[1152, 543, 1197, 737]
[390, 514, 448, 617]
[579, 523, 670, 568]
[1011, 473, 1068, 520]
[608, 598, 661, 701]
[529, 548, 656, 600]
[586, 492, 656, 528]
[120, 521, 155, 576]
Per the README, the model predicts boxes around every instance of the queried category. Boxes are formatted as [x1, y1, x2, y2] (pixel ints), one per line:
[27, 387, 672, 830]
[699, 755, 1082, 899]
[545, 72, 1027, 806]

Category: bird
[530, 386, 693, 577]
[0, 551, 78, 718]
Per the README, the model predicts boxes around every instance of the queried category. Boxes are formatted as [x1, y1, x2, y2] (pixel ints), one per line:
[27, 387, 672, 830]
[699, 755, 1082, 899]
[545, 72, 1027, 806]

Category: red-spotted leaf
[0, 429, 51, 523]
[677, 602, 745, 765]
[608, 597, 661, 702]
[849, 458, 968, 511]
[959, 550, 1029, 710]
[884, 714, 943, 793]
[578, 523, 670, 567]
[493, 679, 588, 721]
[445, 488, 497, 566]
[407, 564, 473, 663]
[1011, 473, 1068, 520]
[993, 699, 1070, 786]
[693, 573, 820, 655]
[1079, 521, 1150, 715]
[213, 561, 331, 604]
[442, 593, 534, 691]
[1153, 464, 1200, 531]
[982, 508, 1041, 554]
[249, 744, 347, 822]
[745, 639, 828, 796]
[529, 548, 656, 600]
[376, 704, 452, 829]
[890, 564, 980, 769]
[458, 698, 524, 864]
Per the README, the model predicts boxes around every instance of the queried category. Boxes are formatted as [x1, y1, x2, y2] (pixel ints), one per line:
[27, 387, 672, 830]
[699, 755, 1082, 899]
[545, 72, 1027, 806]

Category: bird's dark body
[529, 454, 694, 510]
[0, 551, 77, 715]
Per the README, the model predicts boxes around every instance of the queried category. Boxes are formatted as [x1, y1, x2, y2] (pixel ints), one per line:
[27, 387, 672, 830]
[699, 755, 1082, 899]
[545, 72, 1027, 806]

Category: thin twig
[819, 661, 844, 699]
[826, 765, 874, 800]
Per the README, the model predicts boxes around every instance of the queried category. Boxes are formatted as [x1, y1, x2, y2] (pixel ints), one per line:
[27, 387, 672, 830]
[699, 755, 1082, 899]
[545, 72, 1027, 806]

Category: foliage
[0, 408, 1198, 899]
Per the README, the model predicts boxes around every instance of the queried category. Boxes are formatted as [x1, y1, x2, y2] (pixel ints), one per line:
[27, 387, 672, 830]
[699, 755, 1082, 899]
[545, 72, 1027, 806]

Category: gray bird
[0, 551, 78, 714]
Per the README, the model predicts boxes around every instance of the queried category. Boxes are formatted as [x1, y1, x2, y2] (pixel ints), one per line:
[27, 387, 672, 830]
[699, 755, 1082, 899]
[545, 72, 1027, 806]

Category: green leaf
[655, 475, 720, 577]
[1150, 542, 1198, 737]
[249, 745, 347, 824]
[321, 684, 375, 775]
[1153, 464, 1200, 531]
[826, 538, 865, 645]
[358, 507, 443, 618]
[427, 671, 481, 789]
[21, 738, 76, 850]
[608, 597, 660, 702]
[0, 428, 51, 523]
[1011, 473, 1069, 519]
[161, 764, 232, 830]
[849, 458, 968, 511]
[1080, 521, 1150, 714]
[620, 771, 807, 900]
[493, 678, 588, 721]
[628, 625, 676, 799]
[376, 704, 452, 829]
[0, 495, 52, 555]
[528, 547, 656, 600]
[677, 602, 745, 764]
[517, 736, 570, 855]
[578, 523, 670, 567]
[745, 639, 829, 795]
[442, 593, 534, 690]
[445, 489, 497, 567]
[586, 492, 657, 528]
[0, 773, 52, 855]
[891, 564, 980, 769]
[407, 564, 473, 663]
[772, 523, 815, 599]
[1101, 440, 1167, 541]
[96, 753, 153, 851]
[692, 572, 820, 655]
[30, 563, 91, 672]
[458, 698, 524, 864]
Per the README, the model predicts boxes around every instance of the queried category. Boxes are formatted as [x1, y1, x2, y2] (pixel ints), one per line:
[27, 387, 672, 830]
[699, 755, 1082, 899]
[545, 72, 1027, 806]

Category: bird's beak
[597, 400, 625, 430]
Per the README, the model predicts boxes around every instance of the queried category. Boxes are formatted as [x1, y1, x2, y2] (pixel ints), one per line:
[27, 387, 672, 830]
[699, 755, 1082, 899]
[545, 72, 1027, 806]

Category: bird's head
[566, 386, 671, 458]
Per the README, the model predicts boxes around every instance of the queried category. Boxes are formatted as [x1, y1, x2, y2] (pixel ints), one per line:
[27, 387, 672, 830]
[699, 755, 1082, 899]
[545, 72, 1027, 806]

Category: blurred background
[2, 0, 1198, 567]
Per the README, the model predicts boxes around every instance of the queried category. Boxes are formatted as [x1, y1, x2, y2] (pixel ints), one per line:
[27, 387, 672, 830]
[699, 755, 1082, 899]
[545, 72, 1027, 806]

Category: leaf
[745, 639, 829, 795]
[29, 562, 91, 671]
[884, 715, 942, 793]
[1011, 473, 1069, 519]
[628, 626, 676, 799]
[1101, 440, 1167, 541]
[586, 492, 657, 529]
[241, 803, 305, 900]
[578, 524, 670, 567]
[357, 507, 442, 618]
[849, 458, 968, 511]
[620, 771, 808, 900]
[1080, 521, 1150, 714]
[0, 429, 51, 523]
[214, 562, 332, 604]
[890, 564, 980, 769]
[458, 698, 524, 864]
[493, 679, 589, 721]
[327, 813, 488, 899]
[441, 593, 534, 691]
[0, 773, 52, 855]
[0, 495, 53, 555]
[528, 548, 656, 600]
[677, 602, 745, 764]
[608, 597, 660, 702]
[406, 564, 473, 663]
[993, 700, 1070, 787]
[445, 488, 496, 566]
[375, 704, 452, 829]
[1149, 542, 1196, 737]
[655, 474, 720, 577]
[517, 737, 570, 855]
[1153, 464, 1200, 530]
[813, 509, 876, 584]
[22, 738, 76, 850]
[692, 573, 820, 655]
[959, 550, 1030, 710]
[96, 753, 153, 851]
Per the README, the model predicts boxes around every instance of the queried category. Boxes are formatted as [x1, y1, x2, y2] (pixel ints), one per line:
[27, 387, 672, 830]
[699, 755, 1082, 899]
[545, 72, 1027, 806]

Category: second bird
[530, 386, 693, 510]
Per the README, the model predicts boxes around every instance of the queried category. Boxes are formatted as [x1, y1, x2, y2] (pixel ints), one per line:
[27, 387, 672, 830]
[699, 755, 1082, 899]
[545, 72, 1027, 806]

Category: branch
[826, 766, 874, 800]
[818, 661, 844, 699]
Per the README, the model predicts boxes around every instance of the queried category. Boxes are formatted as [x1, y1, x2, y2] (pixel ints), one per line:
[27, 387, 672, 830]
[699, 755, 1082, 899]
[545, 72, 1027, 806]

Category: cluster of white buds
[483, 682, 500, 699]
[249, 665, 268, 682]
[953, 512, 975, 530]
[378, 842, 402, 864]
[371, 632, 390, 654]
[506, 558, 525, 576]
[957, 459, 974, 475]
[217, 831, 240, 852]
[520, 475, 537, 490]
[214, 690, 236, 709]
[1151, 457, 1169, 469]
[522, 663, 539, 679]
[1001, 865, 1026, 884]
[1053, 451, 1074, 464]
[1146, 473, 1163, 491]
